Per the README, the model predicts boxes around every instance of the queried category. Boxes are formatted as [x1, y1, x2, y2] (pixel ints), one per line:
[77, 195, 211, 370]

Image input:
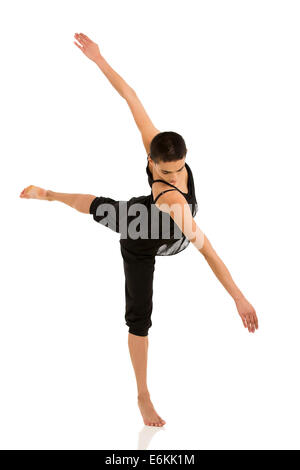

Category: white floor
[1, 232, 299, 449]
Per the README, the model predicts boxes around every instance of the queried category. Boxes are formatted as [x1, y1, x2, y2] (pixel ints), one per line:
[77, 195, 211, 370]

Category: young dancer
[19, 33, 258, 428]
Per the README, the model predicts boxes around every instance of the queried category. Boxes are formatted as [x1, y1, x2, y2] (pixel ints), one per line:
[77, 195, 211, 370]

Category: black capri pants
[120, 244, 156, 337]
[90, 196, 156, 337]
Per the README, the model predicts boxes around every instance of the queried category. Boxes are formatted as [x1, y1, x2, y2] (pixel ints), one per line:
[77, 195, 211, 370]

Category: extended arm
[74, 33, 160, 154]
[156, 192, 259, 333]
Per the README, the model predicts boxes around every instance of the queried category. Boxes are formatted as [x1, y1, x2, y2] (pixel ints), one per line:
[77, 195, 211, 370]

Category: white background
[1, 0, 299, 450]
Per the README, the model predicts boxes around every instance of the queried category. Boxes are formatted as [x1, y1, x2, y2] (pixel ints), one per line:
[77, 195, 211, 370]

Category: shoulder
[154, 189, 190, 213]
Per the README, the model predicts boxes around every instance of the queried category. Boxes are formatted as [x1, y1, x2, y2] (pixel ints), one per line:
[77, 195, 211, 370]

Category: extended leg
[19, 185, 96, 214]
[47, 190, 96, 214]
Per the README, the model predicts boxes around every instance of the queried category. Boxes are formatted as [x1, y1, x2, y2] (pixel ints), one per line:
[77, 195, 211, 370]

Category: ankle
[138, 390, 150, 400]
[46, 190, 54, 201]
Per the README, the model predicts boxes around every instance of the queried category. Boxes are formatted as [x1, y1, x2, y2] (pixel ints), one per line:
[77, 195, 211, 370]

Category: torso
[119, 158, 198, 257]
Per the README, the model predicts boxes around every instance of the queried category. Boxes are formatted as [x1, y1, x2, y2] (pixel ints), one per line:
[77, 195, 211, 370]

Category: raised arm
[74, 32, 160, 155]
[156, 191, 259, 334]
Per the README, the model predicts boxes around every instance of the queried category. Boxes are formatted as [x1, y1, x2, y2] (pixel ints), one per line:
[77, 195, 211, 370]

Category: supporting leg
[128, 332, 149, 397]
[128, 332, 166, 427]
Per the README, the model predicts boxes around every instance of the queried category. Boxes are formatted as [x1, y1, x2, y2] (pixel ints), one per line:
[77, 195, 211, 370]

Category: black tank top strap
[153, 188, 177, 204]
[151, 179, 186, 195]
[151, 178, 188, 205]
[151, 180, 186, 196]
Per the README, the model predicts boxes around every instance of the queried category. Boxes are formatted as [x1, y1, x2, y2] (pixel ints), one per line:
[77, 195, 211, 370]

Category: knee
[126, 316, 152, 337]
[75, 194, 96, 214]
[128, 326, 150, 337]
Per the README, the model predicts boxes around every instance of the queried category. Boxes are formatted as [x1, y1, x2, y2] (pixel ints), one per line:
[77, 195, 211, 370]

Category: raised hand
[74, 33, 102, 63]
[235, 296, 259, 333]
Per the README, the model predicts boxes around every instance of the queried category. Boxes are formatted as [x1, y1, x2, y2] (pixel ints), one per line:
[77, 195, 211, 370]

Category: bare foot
[19, 185, 49, 200]
[137, 393, 166, 427]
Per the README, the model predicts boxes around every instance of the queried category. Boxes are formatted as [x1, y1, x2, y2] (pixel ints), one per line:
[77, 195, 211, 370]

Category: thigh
[121, 245, 156, 336]
[90, 196, 128, 234]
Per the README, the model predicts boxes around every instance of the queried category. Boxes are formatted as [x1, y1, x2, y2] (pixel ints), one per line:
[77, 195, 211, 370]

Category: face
[149, 157, 186, 185]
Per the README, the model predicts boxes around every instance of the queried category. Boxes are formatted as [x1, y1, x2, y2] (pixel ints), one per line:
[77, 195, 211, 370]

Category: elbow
[124, 86, 136, 100]
[189, 229, 205, 252]
[197, 233, 211, 258]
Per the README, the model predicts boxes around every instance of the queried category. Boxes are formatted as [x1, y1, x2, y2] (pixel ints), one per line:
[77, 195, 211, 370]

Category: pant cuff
[128, 327, 149, 337]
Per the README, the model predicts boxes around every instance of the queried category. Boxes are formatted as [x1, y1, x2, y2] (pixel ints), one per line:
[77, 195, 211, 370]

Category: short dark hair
[149, 131, 187, 163]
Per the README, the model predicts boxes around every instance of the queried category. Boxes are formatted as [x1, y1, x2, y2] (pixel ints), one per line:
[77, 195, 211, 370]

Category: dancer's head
[148, 131, 187, 185]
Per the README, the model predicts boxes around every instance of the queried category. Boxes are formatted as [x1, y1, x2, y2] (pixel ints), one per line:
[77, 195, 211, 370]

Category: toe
[158, 416, 165, 423]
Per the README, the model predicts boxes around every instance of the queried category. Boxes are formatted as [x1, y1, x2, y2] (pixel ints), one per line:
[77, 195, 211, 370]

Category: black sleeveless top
[118, 157, 198, 257]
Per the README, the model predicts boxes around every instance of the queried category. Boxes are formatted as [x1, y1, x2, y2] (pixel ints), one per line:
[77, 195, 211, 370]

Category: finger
[79, 38, 89, 46]
[74, 41, 83, 51]
[242, 316, 247, 328]
[81, 33, 92, 42]
[74, 33, 88, 46]
[249, 306, 258, 330]
[246, 314, 251, 332]
[251, 314, 256, 332]
[247, 315, 252, 332]
[76, 37, 88, 47]
[77, 33, 89, 45]
[248, 315, 254, 333]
